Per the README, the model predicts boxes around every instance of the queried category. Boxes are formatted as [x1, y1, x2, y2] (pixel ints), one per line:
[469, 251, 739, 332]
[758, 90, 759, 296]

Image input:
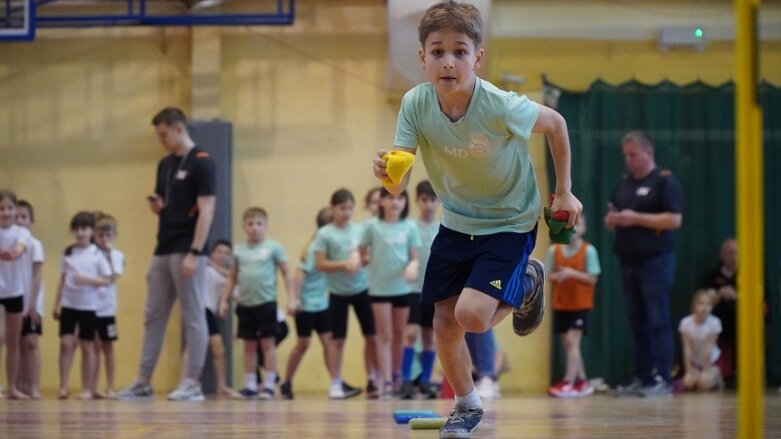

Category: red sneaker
[574, 379, 594, 397]
[548, 380, 578, 398]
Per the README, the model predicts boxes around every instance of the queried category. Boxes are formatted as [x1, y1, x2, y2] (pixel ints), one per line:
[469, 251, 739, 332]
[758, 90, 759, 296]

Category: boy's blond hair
[243, 207, 268, 221]
[418, 1, 482, 47]
[691, 288, 717, 308]
[94, 211, 118, 233]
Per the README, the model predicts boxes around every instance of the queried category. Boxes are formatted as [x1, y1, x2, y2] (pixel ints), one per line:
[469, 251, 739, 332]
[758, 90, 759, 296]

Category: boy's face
[416, 194, 439, 218]
[72, 226, 93, 246]
[243, 215, 268, 242]
[693, 296, 713, 318]
[16, 206, 32, 228]
[366, 190, 381, 217]
[210, 243, 232, 267]
[419, 29, 483, 95]
[0, 198, 17, 228]
[332, 201, 354, 224]
[380, 193, 407, 218]
[573, 216, 587, 239]
[94, 228, 116, 249]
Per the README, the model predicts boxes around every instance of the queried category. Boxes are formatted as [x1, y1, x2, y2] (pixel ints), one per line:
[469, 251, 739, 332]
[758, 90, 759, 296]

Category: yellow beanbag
[382, 150, 416, 185]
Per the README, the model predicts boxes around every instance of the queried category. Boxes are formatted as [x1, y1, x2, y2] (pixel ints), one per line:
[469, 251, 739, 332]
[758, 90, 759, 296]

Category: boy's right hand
[372, 150, 390, 182]
[218, 301, 228, 319]
[52, 308, 60, 321]
[344, 251, 361, 275]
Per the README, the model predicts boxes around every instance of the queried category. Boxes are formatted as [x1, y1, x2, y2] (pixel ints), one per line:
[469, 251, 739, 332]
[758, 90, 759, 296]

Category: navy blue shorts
[421, 225, 537, 308]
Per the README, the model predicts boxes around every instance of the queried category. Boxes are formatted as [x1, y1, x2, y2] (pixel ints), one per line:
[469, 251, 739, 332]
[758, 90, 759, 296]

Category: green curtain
[545, 79, 781, 387]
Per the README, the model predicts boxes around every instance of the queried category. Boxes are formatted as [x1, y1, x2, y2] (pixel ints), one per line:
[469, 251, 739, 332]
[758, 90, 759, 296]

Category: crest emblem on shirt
[636, 186, 651, 196]
[175, 170, 189, 180]
[468, 133, 491, 159]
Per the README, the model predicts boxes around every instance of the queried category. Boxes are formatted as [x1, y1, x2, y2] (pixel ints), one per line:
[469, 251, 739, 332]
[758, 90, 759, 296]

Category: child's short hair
[94, 211, 117, 234]
[17, 199, 34, 221]
[242, 207, 268, 221]
[692, 289, 717, 308]
[415, 180, 437, 199]
[70, 211, 95, 230]
[0, 189, 17, 205]
[331, 188, 355, 206]
[418, 1, 483, 47]
[316, 207, 332, 228]
[211, 239, 232, 252]
[151, 107, 188, 127]
[378, 188, 410, 220]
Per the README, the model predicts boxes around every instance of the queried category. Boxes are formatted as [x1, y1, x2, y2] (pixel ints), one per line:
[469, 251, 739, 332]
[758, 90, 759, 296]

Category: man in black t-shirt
[604, 130, 683, 397]
[116, 107, 216, 401]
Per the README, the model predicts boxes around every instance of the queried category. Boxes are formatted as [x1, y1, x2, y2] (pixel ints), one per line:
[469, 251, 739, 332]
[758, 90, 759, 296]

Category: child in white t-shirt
[0, 190, 31, 400]
[203, 239, 240, 398]
[53, 211, 114, 400]
[15, 200, 44, 399]
[92, 213, 125, 398]
[679, 289, 723, 391]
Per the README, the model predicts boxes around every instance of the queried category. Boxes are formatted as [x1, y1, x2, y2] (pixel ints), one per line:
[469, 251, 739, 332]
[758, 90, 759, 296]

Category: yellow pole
[735, 1, 764, 438]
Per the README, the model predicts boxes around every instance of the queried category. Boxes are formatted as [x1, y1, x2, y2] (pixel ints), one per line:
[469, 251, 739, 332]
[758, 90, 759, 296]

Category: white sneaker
[476, 376, 498, 400]
[329, 383, 346, 399]
[167, 381, 205, 401]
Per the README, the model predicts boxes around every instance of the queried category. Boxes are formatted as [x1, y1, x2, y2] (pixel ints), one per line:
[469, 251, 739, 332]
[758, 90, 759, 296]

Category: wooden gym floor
[2, 393, 779, 438]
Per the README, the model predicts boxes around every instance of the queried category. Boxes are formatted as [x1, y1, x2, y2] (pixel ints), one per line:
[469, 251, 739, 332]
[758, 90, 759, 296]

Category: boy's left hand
[551, 191, 583, 229]
[287, 299, 301, 316]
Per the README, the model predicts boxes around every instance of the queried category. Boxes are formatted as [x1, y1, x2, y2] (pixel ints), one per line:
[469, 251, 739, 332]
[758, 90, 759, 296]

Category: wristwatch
[189, 247, 200, 256]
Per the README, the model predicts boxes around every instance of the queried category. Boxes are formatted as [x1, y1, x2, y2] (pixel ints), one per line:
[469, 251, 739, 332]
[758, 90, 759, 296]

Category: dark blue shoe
[238, 387, 258, 399]
[512, 258, 545, 336]
[439, 404, 484, 439]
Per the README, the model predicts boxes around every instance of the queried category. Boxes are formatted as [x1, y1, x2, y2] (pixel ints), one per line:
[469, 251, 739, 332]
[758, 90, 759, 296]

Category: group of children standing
[0, 190, 123, 400]
[196, 182, 442, 400]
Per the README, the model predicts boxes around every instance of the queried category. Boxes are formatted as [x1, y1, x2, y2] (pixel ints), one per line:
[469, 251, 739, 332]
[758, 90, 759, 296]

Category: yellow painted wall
[1, 0, 779, 396]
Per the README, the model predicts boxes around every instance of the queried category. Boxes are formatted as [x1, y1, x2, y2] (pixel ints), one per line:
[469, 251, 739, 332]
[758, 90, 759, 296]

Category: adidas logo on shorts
[489, 280, 502, 290]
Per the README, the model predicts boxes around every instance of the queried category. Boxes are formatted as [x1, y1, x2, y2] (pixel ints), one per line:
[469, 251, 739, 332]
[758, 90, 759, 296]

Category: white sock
[182, 377, 198, 388]
[331, 378, 343, 388]
[455, 387, 482, 409]
[263, 372, 277, 390]
[245, 373, 258, 392]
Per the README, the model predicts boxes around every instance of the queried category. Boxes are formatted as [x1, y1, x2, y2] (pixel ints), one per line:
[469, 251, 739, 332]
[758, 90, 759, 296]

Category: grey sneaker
[613, 379, 643, 397]
[512, 259, 546, 336]
[439, 403, 484, 439]
[640, 378, 672, 398]
[167, 381, 205, 401]
[114, 383, 154, 401]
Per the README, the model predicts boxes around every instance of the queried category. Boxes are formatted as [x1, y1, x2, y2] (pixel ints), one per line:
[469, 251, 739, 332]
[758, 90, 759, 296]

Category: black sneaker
[418, 382, 439, 400]
[439, 403, 484, 439]
[400, 381, 416, 400]
[280, 381, 294, 400]
[342, 382, 362, 399]
[366, 380, 380, 399]
[512, 258, 545, 336]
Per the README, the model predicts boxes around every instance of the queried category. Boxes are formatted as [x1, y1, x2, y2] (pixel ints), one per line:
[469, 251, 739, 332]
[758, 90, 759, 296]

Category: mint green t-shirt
[360, 219, 421, 297]
[312, 222, 369, 296]
[394, 78, 541, 235]
[413, 219, 440, 292]
[234, 239, 287, 306]
[298, 241, 328, 313]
